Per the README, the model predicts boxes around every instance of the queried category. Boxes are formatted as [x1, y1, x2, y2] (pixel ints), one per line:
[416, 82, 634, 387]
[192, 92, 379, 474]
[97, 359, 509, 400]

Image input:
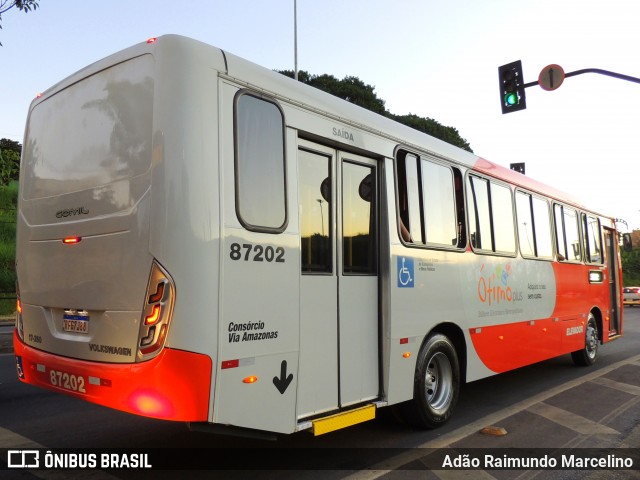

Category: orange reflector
[144, 305, 161, 325]
[243, 376, 258, 384]
[16, 299, 22, 314]
[499, 335, 504, 340]
[63, 237, 82, 244]
[402, 352, 411, 358]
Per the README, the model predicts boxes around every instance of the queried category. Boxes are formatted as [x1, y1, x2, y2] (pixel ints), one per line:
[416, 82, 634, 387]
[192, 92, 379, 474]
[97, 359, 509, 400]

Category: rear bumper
[14, 330, 212, 422]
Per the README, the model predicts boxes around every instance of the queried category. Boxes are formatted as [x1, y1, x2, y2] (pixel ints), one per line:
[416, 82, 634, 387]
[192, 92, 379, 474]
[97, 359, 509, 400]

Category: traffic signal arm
[499, 63, 640, 115]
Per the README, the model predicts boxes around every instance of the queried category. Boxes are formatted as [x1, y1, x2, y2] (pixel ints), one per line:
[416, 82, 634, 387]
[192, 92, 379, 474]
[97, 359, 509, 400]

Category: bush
[0, 183, 17, 296]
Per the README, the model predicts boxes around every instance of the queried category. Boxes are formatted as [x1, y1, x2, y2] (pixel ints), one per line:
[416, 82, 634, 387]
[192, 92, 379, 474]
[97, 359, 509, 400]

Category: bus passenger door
[297, 140, 380, 419]
[604, 228, 621, 337]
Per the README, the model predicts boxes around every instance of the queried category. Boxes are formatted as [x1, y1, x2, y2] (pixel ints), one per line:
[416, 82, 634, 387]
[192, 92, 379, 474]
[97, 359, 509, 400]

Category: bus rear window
[22, 55, 154, 200]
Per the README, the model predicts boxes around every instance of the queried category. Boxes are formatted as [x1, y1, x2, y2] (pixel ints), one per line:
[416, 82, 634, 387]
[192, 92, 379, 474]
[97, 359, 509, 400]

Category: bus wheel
[571, 313, 598, 367]
[406, 333, 460, 428]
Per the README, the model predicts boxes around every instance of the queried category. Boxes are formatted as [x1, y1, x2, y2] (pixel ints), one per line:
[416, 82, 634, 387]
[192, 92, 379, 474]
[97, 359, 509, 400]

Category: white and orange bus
[14, 35, 625, 438]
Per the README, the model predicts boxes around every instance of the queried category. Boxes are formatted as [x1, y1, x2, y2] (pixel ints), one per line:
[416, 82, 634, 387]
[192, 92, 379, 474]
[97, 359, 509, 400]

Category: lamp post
[294, 0, 298, 81]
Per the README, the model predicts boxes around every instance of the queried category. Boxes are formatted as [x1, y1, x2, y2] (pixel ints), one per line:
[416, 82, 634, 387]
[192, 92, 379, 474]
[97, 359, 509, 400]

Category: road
[0, 309, 639, 479]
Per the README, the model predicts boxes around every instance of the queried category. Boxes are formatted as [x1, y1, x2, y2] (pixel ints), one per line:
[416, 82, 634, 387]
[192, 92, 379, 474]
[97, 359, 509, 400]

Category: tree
[621, 229, 640, 285]
[278, 69, 473, 152]
[279, 70, 387, 115]
[0, 1, 40, 45]
[387, 113, 472, 152]
[0, 138, 20, 184]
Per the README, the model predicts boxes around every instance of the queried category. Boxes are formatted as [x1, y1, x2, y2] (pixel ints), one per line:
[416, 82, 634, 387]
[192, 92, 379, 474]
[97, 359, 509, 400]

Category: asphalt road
[1, 309, 639, 479]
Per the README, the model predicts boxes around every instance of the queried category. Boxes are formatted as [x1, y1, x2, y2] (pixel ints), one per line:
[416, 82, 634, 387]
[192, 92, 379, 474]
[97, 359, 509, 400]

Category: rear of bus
[14, 37, 213, 421]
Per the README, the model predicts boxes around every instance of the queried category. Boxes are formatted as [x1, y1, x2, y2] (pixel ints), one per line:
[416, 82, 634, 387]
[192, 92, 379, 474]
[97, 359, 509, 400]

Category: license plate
[63, 310, 89, 334]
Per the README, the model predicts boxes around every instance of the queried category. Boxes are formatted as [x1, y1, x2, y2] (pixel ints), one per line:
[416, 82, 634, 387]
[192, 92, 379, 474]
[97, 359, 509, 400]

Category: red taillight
[137, 262, 174, 361]
[140, 325, 167, 355]
[16, 282, 23, 340]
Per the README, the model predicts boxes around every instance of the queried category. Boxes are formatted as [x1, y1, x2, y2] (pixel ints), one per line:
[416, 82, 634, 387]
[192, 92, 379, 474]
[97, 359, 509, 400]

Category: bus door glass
[297, 140, 379, 419]
[604, 228, 621, 335]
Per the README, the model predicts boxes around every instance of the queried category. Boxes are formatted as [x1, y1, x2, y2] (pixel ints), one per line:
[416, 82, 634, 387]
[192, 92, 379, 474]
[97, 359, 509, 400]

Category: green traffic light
[504, 92, 518, 106]
[499, 60, 526, 114]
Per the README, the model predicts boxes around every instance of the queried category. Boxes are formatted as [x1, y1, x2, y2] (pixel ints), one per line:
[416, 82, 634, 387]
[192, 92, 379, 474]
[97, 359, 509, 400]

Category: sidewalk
[351, 353, 640, 478]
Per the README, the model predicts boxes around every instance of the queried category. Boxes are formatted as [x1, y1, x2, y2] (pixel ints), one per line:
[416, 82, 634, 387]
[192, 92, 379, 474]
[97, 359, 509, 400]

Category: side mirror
[622, 233, 633, 252]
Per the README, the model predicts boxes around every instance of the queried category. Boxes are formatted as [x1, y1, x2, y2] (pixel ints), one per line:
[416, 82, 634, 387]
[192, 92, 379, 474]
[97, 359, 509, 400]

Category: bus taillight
[137, 262, 175, 361]
[16, 282, 23, 341]
[144, 305, 161, 326]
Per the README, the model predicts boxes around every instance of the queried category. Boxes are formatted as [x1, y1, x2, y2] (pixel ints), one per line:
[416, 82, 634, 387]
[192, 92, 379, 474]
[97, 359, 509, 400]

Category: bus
[14, 34, 625, 438]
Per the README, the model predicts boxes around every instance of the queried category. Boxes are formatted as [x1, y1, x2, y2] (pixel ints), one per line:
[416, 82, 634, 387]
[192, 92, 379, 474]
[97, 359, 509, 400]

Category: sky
[1, 0, 639, 230]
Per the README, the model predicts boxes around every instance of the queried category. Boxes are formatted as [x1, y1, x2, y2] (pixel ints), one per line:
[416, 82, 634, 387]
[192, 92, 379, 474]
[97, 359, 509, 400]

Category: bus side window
[396, 150, 463, 249]
[516, 191, 553, 259]
[467, 175, 515, 255]
[421, 159, 458, 247]
[396, 152, 423, 244]
[555, 204, 582, 262]
[234, 92, 287, 232]
[453, 168, 466, 248]
[467, 175, 491, 251]
[583, 213, 603, 264]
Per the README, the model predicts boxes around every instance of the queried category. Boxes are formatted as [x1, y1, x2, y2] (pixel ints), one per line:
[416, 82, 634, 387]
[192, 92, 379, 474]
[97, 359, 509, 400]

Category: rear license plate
[63, 310, 89, 334]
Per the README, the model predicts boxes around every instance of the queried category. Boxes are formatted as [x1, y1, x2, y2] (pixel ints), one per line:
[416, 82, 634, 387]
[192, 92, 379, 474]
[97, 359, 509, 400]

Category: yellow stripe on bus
[312, 404, 376, 436]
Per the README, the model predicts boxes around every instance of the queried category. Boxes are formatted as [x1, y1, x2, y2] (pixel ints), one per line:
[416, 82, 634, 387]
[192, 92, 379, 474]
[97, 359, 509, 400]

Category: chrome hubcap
[425, 352, 453, 412]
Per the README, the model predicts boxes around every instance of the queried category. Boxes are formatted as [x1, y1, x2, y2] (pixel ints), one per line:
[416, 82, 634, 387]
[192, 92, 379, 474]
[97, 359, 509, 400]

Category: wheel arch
[590, 307, 603, 343]
[427, 322, 467, 384]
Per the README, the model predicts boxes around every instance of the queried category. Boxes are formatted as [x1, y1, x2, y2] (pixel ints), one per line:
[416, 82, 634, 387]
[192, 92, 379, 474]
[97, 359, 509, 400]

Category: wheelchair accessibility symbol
[397, 256, 414, 288]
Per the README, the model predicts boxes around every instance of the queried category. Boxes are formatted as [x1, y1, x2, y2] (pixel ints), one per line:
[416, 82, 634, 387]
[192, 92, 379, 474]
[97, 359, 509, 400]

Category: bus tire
[571, 313, 598, 367]
[405, 333, 460, 428]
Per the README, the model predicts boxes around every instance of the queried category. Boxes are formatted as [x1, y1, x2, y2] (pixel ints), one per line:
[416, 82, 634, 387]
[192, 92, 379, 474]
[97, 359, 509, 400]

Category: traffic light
[498, 60, 526, 114]
[510, 162, 525, 174]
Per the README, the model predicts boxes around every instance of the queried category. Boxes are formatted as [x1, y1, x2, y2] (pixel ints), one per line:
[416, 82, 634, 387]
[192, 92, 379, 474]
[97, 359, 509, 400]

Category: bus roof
[29, 34, 612, 220]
